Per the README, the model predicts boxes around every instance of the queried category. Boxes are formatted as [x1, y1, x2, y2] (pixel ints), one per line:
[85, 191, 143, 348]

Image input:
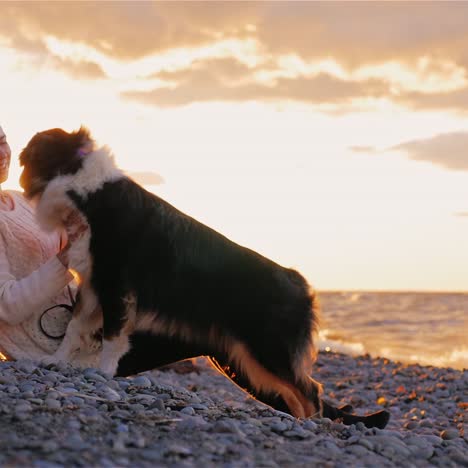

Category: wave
[318, 329, 467, 370]
[318, 329, 365, 356]
[378, 346, 468, 370]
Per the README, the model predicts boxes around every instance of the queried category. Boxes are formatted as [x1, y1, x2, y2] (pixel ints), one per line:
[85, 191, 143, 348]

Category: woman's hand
[57, 210, 88, 267]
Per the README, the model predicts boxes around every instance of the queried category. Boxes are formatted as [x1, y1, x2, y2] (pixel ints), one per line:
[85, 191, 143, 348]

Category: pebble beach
[0, 352, 466, 467]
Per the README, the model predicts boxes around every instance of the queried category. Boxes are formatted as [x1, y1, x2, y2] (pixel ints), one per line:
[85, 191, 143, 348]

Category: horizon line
[319, 288, 468, 294]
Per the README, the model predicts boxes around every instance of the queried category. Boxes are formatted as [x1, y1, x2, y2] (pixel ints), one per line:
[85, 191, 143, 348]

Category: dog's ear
[36, 183, 76, 231]
[72, 126, 94, 157]
[73, 126, 91, 146]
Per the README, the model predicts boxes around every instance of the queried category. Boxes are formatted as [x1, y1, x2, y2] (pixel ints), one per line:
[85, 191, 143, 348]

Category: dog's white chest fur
[35, 147, 123, 278]
[35, 146, 122, 230]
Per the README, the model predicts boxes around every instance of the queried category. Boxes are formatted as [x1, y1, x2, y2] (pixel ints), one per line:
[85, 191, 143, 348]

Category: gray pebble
[117, 380, 131, 390]
[407, 444, 434, 460]
[449, 448, 468, 465]
[0, 350, 465, 467]
[270, 421, 288, 433]
[164, 444, 192, 457]
[355, 421, 367, 431]
[214, 419, 239, 433]
[115, 423, 129, 433]
[45, 398, 61, 410]
[129, 403, 145, 412]
[58, 386, 76, 394]
[404, 420, 418, 430]
[440, 429, 459, 440]
[190, 403, 209, 410]
[180, 406, 195, 416]
[358, 438, 374, 450]
[422, 434, 442, 445]
[150, 399, 165, 411]
[346, 444, 370, 456]
[15, 402, 32, 412]
[67, 396, 85, 406]
[28, 398, 43, 405]
[19, 383, 36, 393]
[41, 440, 60, 453]
[100, 387, 121, 401]
[283, 428, 310, 439]
[130, 376, 152, 388]
[85, 372, 108, 384]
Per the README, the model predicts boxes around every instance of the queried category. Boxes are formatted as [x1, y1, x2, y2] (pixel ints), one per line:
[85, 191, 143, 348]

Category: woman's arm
[0, 234, 74, 326]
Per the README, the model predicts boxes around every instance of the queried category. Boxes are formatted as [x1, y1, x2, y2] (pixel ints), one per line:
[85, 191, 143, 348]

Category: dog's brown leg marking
[228, 342, 320, 418]
[297, 376, 324, 418]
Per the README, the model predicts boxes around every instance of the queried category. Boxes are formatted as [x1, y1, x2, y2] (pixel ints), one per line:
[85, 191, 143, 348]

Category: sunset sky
[1, 2, 467, 291]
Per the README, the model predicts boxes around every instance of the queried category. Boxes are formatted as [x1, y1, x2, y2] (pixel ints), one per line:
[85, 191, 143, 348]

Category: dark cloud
[390, 131, 468, 171]
[126, 171, 165, 186]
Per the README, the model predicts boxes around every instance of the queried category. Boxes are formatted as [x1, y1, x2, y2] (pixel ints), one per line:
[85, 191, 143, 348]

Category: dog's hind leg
[209, 353, 389, 428]
[223, 341, 321, 419]
[209, 350, 389, 428]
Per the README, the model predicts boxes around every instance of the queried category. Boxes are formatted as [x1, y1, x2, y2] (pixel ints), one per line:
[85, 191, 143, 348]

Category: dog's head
[19, 127, 92, 199]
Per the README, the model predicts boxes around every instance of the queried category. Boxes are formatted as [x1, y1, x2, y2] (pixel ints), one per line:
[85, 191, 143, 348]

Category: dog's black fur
[19, 127, 389, 428]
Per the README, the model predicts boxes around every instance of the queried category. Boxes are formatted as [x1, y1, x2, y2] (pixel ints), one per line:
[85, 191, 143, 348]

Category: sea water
[318, 291, 468, 370]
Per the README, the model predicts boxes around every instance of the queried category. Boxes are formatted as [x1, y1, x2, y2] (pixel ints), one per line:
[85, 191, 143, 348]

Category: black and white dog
[19, 127, 389, 427]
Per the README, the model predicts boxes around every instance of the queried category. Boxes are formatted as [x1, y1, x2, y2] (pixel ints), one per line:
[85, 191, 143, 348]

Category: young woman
[0, 125, 96, 364]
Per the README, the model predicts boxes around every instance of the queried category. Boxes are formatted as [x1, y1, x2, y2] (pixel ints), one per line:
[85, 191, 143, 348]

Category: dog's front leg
[41, 286, 98, 365]
[98, 293, 136, 377]
[41, 317, 82, 366]
[100, 334, 131, 377]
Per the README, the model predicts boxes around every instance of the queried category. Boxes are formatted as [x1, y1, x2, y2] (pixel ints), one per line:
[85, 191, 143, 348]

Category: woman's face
[0, 132, 11, 184]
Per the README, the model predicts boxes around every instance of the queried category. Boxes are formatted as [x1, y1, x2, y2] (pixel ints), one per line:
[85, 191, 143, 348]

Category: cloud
[396, 86, 468, 113]
[3, 3, 468, 111]
[122, 56, 390, 107]
[390, 131, 468, 171]
[52, 57, 107, 80]
[0, 2, 258, 60]
[256, 3, 468, 69]
[349, 146, 379, 154]
[454, 212, 468, 217]
[0, 7, 105, 80]
[2, 2, 468, 68]
[153, 57, 254, 83]
[126, 171, 165, 186]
